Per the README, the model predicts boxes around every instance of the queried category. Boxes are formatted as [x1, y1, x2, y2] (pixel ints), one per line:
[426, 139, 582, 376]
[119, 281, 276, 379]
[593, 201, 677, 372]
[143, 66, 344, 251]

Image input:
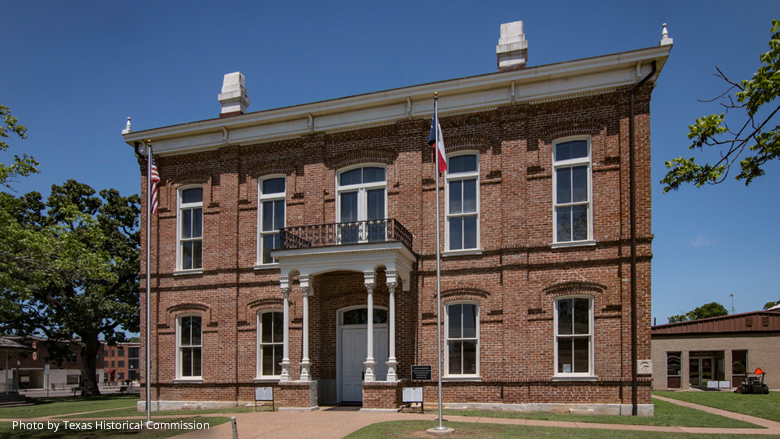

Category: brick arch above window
[443, 136, 492, 154]
[164, 173, 212, 212]
[539, 121, 604, 144]
[246, 161, 294, 180]
[243, 298, 285, 324]
[543, 281, 606, 298]
[165, 302, 216, 328]
[325, 149, 396, 170]
[441, 287, 491, 301]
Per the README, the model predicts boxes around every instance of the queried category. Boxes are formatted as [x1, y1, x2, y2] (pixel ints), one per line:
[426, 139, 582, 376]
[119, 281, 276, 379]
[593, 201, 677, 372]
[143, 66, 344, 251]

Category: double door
[339, 188, 385, 243]
[689, 356, 715, 387]
[340, 326, 388, 402]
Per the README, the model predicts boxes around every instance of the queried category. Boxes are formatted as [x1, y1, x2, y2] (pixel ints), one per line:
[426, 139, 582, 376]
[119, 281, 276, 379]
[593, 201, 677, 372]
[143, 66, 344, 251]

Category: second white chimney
[218, 72, 250, 116]
[497, 21, 528, 72]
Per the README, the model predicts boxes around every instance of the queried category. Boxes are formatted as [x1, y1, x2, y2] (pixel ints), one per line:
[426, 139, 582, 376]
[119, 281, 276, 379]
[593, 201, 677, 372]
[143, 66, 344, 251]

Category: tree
[0, 104, 38, 189]
[0, 181, 140, 396]
[764, 300, 779, 310]
[661, 20, 780, 192]
[668, 302, 729, 323]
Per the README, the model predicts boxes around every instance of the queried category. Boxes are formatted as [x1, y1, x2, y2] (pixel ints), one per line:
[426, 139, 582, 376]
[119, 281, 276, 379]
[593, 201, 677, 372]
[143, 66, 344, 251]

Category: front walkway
[173, 396, 780, 438]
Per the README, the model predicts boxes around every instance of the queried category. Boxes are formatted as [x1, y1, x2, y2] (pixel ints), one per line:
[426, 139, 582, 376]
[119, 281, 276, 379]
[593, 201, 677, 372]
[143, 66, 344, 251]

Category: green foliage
[0, 104, 39, 189]
[661, 19, 780, 192]
[764, 300, 779, 309]
[667, 302, 729, 323]
[0, 180, 140, 396]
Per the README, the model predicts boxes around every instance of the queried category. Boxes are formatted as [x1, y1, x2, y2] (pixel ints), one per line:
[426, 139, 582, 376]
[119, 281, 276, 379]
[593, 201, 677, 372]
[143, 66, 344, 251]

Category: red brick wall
[137, 85, 655, 407]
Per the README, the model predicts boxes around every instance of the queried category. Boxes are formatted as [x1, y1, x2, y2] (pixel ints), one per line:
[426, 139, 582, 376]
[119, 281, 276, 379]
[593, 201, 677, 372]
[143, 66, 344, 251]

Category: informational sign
[403, 387, 423, 403]
[255, 386, 273, 401]
[44, 365, 50, 376]
[411, 365, 432, 381]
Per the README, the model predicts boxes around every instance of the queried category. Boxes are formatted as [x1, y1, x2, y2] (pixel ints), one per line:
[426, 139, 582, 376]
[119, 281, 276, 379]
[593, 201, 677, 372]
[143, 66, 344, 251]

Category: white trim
[124, 46, 671, 155]
[172, 378, 203, 384]
[551, 240, 596, 249]
[256, 309, 283, 379]
[552, 136, 593, 244]
[176, 314, 203, 380]
[336, 165, 387, 244]
[177, 186, 203, 271]
[553, 295, 594, 378]
[445, 151, 480, 252]
[257, 175, 286, 266]
[173, 269, 204, 276]
[442, 249, 483, 257]
[444, 301, 480, 378]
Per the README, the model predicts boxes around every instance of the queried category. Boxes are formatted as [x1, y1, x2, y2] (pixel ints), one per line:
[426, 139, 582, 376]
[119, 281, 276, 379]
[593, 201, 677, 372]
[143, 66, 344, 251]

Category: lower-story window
[258, 311, 283, 377]
[555, 296, 592, 376]
[445, 302, 479, 376]
[178, 315, 202, 378]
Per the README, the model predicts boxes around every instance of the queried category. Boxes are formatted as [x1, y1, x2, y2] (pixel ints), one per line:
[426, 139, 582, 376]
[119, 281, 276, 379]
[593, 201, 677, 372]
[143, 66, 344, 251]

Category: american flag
[150, 153, 160, 214]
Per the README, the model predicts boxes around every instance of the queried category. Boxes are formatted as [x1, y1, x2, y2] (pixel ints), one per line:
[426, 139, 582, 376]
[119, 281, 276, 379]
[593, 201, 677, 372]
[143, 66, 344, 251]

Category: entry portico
[272, 220, 415, 396]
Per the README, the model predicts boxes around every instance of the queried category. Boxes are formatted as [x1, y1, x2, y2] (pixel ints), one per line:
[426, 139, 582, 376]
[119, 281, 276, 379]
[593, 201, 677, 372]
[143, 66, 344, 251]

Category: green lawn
[56, 406, 257, 419]
[440, 398, 758, 428]
[0, 395, 139, 419]
[0, 416, 229, 438]
[345, 420, 780, 439]
[654, 390, 780, 422]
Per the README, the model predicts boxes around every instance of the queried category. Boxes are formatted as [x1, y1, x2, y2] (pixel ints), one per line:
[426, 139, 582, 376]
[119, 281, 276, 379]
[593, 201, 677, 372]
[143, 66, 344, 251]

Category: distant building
[652, 311, 780, 390]
[0, 336, 104, 390]
[103, 342, 141, 383]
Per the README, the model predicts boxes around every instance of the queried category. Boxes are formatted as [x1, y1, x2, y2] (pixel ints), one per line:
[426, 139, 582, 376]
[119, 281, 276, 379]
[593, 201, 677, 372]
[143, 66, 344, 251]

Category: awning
[105, 369, 115, 373]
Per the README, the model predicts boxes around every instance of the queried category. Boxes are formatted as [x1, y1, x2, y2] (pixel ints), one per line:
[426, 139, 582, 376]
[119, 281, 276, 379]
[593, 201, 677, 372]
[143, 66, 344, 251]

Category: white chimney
[497, 21, 528, 72]
[218, 72, 250, 116]
[660, 23, 673, 46]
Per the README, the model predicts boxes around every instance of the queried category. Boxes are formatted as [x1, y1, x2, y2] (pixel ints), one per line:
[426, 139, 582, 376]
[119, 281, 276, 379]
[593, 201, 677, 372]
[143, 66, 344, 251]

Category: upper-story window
[178, 315, 202, 379]
[446, 153, 479, 251]
[179, 187, 203, 270]
[553, 138, 592, 244]
[337, 166, 386, 243]
[258, 177, 285, 265]
[554, 296, 593, 377]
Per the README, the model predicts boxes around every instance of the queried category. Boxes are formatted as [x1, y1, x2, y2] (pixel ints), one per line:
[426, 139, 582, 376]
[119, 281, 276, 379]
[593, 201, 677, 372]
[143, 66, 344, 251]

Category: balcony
[279, 218, 413, 253]
[271, 218, 416, 291]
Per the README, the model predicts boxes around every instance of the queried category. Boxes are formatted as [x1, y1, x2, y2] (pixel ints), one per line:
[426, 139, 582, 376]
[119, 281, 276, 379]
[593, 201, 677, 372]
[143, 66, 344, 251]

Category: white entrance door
[340, 326, 388, 402]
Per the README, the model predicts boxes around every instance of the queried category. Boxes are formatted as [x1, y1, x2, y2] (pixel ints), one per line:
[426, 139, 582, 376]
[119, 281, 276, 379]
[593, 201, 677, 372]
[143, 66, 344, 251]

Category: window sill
[253, 377, 281, 383]
[173, 378, 203, 384]
[552, 375, 598, 382]
[442, 249, 482, 257]
[442, 376, 482, 382]
[551, 240, 596, 249]
[253, 264, 279, 270]
[173, 269, 204, 276]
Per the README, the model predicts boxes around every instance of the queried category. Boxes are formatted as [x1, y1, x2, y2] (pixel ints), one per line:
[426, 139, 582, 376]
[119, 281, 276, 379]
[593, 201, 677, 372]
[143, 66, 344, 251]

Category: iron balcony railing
[279, 218, 413, 252]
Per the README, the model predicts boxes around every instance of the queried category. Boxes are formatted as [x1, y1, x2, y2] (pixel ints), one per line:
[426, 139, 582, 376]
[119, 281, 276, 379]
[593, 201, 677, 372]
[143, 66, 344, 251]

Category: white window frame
[552, 136, 594, 247]
[256, 310, 283, 379]
[335, 164, 387, 243]
[553, 295, 595, 380]
[444, 151, 480, 253]
[176, 314, 202, 381]
[444, 301, 480, 379]
[176, 185, 203, 272]
[256, 176, 286, 266]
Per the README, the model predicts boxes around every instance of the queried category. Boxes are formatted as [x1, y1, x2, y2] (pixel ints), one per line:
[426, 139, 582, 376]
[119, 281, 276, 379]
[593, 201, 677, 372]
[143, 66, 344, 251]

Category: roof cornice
[123, 45, 672, 155]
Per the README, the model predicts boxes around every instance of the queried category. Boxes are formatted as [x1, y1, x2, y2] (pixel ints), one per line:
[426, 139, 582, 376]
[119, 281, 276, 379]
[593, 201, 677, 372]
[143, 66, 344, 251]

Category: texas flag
[428, 105, 447, 174]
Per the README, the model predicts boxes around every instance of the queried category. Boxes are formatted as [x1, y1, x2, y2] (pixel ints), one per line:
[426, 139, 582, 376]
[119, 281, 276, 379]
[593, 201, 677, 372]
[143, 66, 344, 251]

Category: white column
[363, 272, 376, 382]
[299, 275, 313, 382]
[386, 272, 398, 382]
[279, 278, 291, 382]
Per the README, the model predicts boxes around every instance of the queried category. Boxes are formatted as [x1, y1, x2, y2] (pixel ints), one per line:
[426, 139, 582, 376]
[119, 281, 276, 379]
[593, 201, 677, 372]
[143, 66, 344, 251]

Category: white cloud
[688, 235, 713, 247]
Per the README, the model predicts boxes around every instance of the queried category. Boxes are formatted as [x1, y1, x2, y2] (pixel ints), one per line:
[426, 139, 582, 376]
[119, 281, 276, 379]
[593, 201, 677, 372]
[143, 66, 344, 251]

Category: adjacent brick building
[103, 342, 141, 383]
[123, 22, 672, 415]
[652, 311, 780, 390]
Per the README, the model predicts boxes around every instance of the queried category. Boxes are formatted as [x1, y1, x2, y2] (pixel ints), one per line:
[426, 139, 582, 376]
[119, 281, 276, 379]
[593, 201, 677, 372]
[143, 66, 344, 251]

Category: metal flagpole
[433, 93, 446, 431]
[145, 142, 152, 424]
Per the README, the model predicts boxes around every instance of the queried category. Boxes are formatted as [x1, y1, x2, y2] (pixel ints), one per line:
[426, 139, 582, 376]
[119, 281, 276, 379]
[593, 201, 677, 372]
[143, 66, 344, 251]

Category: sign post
[44, 365, 50, 397]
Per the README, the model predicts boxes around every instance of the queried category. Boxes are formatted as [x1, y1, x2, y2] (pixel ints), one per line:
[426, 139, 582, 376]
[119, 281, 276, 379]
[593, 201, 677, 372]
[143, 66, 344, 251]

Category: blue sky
[1, 0, 778, 327]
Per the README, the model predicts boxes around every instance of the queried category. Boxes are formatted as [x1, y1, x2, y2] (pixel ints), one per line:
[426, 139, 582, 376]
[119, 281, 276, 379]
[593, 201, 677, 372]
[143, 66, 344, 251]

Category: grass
[654, 390, 780, 422]
[0, 416, 230, 438]
[56, 406, 257, 419]
[344, 420, 780, 439]
[440, 398, 758, 428]
[0, 395, 139, 419]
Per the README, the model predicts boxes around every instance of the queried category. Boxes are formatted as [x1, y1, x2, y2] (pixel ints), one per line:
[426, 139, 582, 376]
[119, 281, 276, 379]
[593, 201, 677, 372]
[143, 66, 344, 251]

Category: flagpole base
[426, 427, 455, 435]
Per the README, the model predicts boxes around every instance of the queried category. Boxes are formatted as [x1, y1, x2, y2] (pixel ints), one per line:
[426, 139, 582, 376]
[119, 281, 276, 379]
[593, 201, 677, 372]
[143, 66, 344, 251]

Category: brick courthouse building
[123, 22, 671, 415]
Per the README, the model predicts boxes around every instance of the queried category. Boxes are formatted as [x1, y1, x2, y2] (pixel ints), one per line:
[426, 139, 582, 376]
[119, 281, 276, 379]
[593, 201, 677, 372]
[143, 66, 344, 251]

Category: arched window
[258, 177, 285, 265]
[336, 166, 386, 243]
[553, 137, 592, 244]
[446, 153, 479, 251]
[178, 187, 203, 270]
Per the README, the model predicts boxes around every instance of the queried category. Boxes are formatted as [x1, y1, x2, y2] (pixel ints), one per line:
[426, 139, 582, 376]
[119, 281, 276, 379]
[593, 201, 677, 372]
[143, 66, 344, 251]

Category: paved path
[3, 396, 780, 438]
